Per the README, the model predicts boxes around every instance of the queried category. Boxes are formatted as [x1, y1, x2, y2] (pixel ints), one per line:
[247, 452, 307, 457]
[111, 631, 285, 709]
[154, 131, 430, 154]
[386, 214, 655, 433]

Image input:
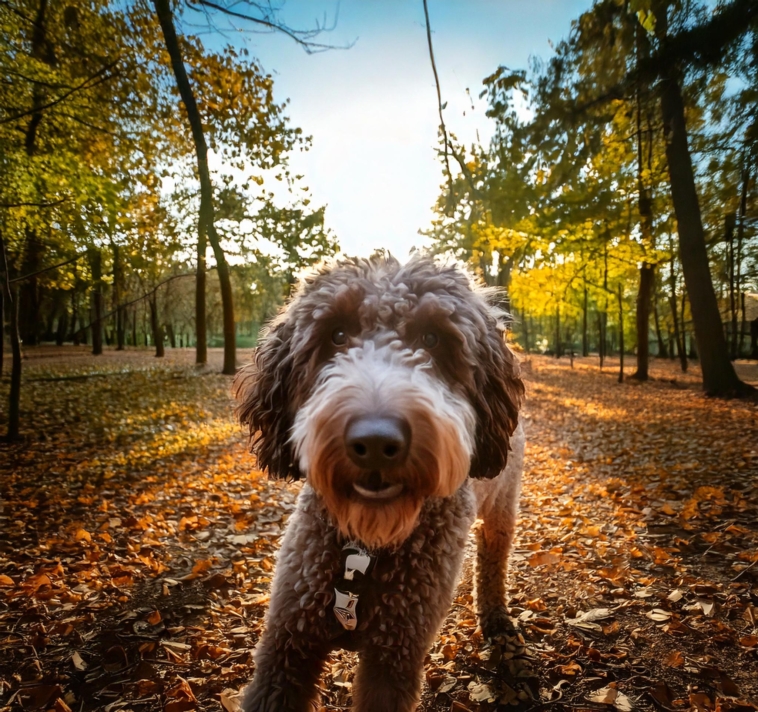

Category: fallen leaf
[589, 686, 618, 705]
[468, 682, 496, 703]
[220, 689, 242, 712]
[648, 681, 675, 709]
[438, 676, 457, 694]
[557, 661, 582, 676]
[528, 551, 560, 567]
[103, 645, 128, 672]
[646, 609, 673, 622]
[664, 650, 684, 668]
[697, 599, 715, 617]
[567, 607, 613, 631]
[71, 651, 87, 671]
[689, 692, 713, 711]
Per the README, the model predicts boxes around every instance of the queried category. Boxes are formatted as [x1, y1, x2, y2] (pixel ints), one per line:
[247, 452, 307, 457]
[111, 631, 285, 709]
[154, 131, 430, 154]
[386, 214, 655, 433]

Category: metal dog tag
[343, 549, 372, 580]
[333, 542, 374, 631]
[333, 588, 360, 630]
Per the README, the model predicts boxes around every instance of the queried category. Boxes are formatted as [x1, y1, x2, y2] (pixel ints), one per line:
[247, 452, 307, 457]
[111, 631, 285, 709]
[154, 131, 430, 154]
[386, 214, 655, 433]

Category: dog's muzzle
[345, 416, 410, 500]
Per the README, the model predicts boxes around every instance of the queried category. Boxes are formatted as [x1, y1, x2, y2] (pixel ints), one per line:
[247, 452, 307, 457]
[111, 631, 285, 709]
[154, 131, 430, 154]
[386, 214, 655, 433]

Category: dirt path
[1, 350, 756, 712]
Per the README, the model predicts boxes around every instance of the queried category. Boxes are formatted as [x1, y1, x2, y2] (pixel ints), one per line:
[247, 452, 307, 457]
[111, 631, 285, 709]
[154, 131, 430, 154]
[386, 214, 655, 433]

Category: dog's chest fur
[268, 482, 477, 655]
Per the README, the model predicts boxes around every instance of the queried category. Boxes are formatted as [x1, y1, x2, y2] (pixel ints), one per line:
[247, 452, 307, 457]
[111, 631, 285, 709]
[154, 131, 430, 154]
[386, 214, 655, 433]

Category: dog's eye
[421, 332, 439, 349]
[332, 328, 348, 346]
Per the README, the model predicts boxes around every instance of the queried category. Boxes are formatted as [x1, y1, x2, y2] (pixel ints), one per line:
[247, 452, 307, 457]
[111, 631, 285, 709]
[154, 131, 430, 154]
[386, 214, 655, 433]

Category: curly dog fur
[234, 254, 525, 712]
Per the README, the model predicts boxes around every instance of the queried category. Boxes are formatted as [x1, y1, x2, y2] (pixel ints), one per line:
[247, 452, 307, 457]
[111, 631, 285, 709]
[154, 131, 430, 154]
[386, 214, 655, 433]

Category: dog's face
[235, 255, 524, 549]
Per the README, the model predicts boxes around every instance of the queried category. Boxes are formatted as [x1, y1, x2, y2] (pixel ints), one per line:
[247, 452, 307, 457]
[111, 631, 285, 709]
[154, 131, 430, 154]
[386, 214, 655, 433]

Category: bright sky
[206, 0, 592, 259]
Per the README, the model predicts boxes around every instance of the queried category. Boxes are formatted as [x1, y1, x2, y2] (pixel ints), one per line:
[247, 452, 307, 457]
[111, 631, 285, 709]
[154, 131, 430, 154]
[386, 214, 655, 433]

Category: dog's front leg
[241, 626, 327, 712]
[352, 646, 427, 712]
[241, 493, 336, 712]
[474, 421, 525, 639]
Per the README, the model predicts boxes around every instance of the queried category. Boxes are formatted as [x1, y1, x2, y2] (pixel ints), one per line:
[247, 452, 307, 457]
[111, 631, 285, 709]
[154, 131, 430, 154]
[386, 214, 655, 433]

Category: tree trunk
[167, 322, 176, 348]
[681, 287, 693, 362]
[496, 249, 517, 314]
[736, 159, 750, 357]
[631, 263, 654, 380]
[25, 0, 55, 154]
[601, 242, 609, 368]
[653, 288, 668, 358]
[196, 227, 207, 364]
[668, 251, 687, 372]
[18, 0, 55, 348]
[618, 283, 624, 383]
[1, 233, 22, 441]
[89, 248, 103, 356]
[688, 332, 698, 360]
[44, 297, 57, 342]
[116, 306, 126, 350]
[631, 29, 655, 382]
[72, 308, 80, 344]
[555, 302, 561, 358]
[522, 310, 530, 353]
[153, 0, 235, 374]
[112, 241, 126, 351]
[7, 285, 21, 441]
[149, 294, 165, 358]
[739, 293, 747, 358]
[0, 284, 4, 377]
[56, 309, 67, 346]
[18, 229, 43, 346]
[69, 276, 79, 344]
[582, 284, 589, 357]
[657, 57, 750, 395]
[725, 212, 737, 358]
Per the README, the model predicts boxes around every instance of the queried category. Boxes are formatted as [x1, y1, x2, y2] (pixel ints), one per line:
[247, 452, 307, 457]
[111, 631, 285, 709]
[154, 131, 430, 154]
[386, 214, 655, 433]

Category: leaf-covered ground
[1, 348, 757, 712]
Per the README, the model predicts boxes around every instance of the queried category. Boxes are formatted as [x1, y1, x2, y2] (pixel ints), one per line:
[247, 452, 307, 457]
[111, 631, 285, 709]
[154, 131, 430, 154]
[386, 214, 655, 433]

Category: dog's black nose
[345, 416, 410, 471]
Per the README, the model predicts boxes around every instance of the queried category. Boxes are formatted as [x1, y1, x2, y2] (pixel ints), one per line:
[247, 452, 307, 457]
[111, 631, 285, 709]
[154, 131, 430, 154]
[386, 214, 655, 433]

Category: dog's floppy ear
[233, 318, 300, 480]
[468, 316, 524, 479]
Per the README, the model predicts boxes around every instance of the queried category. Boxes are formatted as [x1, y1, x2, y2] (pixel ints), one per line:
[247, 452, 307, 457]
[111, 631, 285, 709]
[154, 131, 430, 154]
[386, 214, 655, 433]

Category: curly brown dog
[234, 254, 525, 712]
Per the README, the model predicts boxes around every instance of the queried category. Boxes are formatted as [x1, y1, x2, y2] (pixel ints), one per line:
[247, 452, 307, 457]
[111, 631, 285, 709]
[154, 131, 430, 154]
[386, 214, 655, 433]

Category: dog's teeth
[352, 482, 404, 499]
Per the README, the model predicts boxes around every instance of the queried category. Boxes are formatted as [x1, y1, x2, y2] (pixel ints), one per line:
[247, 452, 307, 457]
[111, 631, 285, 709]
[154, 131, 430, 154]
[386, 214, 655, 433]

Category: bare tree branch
[186, 0, 353, 53]
[422, 0, 451, 183]
[421, 0, 483, 202]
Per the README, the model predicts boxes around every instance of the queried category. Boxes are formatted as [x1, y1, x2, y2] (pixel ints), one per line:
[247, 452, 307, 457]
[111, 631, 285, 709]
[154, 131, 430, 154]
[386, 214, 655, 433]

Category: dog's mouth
[351, 471, 405, 501]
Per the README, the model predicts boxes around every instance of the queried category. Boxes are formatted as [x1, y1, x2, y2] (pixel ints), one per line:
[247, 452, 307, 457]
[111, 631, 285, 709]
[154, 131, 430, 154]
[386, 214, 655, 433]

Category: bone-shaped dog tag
[333, 588, 360, 630]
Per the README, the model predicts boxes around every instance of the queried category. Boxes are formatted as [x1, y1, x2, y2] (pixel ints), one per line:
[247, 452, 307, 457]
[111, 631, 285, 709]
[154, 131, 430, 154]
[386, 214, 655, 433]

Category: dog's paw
[479, 605, 519, 641]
